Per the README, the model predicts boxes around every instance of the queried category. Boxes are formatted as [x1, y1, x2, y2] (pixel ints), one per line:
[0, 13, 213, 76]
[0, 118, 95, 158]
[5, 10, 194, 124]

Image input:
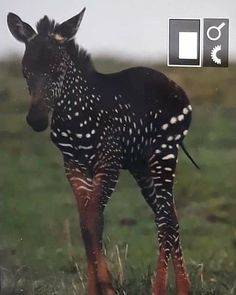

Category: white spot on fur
[161, 123, 169, 130]
[170, 117, 177, 124]
[162, 154, 175, 160]
[178, 114, 184, 121]
[183, 108, 189, 114]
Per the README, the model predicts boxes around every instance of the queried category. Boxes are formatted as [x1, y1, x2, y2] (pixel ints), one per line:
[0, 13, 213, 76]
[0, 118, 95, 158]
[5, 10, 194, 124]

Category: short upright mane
[66, 41, 95, 73]
[36, 16, 57, 35]
[36, 16, 95, 73]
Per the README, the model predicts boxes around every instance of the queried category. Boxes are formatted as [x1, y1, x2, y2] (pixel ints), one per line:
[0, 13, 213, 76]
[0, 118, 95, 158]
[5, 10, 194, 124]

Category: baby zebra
[8, 8, 196, 295]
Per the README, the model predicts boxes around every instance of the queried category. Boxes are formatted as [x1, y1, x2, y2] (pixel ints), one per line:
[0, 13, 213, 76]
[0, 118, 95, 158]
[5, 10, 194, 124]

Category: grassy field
[0, 58, 236, 294]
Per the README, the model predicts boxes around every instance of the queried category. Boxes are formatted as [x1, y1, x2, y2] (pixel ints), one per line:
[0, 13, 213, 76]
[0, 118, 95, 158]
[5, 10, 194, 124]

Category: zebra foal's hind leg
[131, 169, 168, 295]
[149, 148, 190, 295]
[131, 147, 190, 295]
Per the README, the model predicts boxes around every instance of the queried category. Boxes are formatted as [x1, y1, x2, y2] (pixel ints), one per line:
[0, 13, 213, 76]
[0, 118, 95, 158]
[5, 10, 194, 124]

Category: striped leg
[171, 231, 190, 295]
[131, 169, 169, 295]
[65, 160, 119, 295]
[149, 149, 190, 295]
[131, 148, 190, 295]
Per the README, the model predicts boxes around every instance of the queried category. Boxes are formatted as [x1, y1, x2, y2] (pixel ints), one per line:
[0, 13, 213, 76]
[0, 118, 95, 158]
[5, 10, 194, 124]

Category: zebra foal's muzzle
[26, 102, 49, 132]
[26, 77, 49, 132]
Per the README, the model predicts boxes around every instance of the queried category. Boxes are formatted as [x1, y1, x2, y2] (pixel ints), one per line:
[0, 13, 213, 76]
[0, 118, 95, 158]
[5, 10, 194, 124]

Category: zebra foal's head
[7, 8, 85, 131]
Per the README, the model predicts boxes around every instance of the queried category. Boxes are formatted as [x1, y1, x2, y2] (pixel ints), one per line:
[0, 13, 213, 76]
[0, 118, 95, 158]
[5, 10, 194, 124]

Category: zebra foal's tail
[180, 143, 200, 169]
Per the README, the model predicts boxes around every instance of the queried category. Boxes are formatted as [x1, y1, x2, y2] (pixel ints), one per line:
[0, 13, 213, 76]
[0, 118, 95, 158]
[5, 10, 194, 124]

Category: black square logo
[168, 19, 201, 67]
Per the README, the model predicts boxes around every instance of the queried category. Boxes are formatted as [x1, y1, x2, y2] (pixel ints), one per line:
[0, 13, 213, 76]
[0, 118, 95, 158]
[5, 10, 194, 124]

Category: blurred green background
[0, 58, 236, 294]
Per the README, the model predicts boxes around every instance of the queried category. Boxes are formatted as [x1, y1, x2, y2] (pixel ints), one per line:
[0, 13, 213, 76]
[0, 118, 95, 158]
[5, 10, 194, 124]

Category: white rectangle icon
[178, 32, 198, 59]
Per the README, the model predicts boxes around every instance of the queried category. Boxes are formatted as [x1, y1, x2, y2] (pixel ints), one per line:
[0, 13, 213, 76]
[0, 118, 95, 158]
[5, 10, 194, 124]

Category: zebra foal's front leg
[64, 160, 119, 295]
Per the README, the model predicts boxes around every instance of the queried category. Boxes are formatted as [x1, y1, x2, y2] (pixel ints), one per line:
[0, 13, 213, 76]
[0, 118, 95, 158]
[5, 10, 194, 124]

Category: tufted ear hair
[53, 8, 86, 43]
[7, 13, 36, 43]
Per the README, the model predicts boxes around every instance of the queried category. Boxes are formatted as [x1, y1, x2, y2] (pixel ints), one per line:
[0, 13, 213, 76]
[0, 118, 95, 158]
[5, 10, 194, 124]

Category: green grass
[1, 59, 236, 294]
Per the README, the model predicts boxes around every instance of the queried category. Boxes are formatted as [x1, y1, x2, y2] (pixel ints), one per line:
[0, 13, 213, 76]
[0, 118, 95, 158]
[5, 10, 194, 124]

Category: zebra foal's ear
[7, 13, 36, 43]
[53, 7, 86, 43]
